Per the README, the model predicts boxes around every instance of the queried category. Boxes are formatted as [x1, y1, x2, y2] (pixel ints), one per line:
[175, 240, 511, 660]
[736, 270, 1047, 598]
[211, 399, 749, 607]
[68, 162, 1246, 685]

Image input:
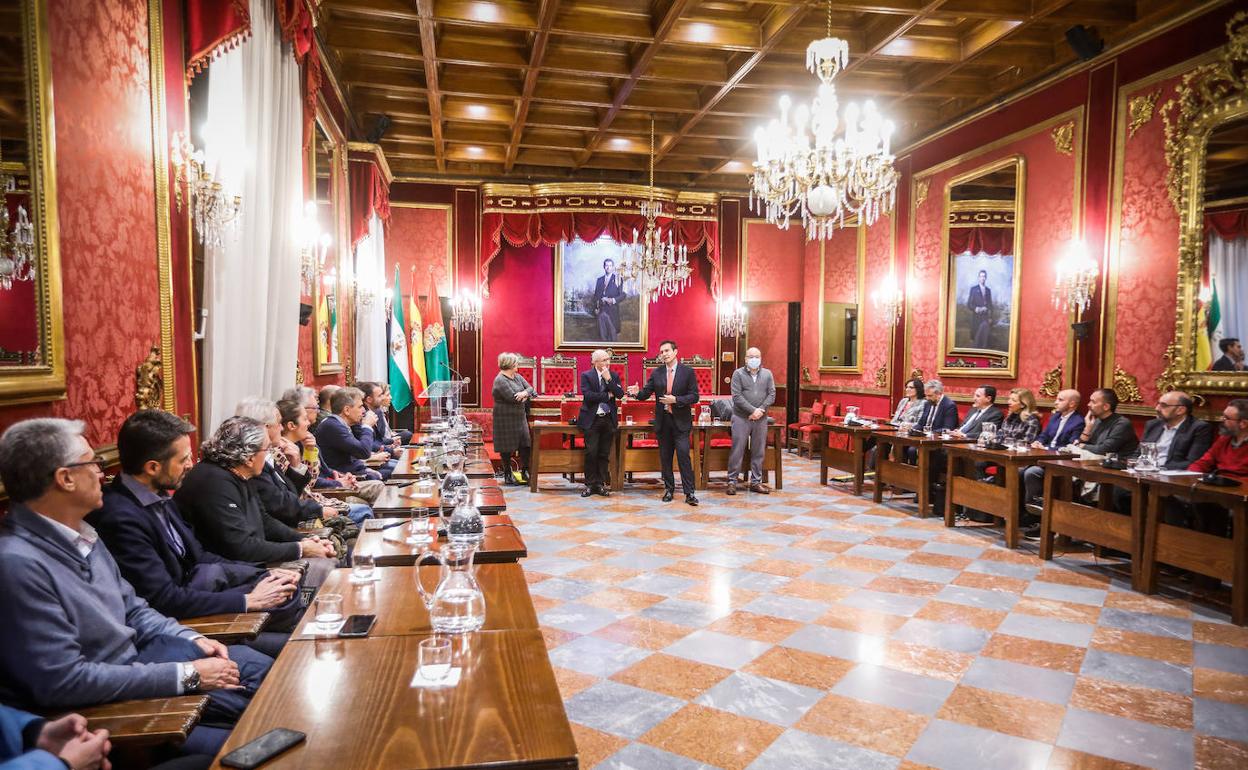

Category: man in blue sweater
[313, 386, 393, 480]
[0, 418, 273, 757]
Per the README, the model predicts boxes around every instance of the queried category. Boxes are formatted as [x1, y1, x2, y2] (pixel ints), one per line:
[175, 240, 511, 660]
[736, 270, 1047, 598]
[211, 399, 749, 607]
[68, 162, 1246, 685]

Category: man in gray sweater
[0, 418, 273, 757]
[728, 347, 777, 495]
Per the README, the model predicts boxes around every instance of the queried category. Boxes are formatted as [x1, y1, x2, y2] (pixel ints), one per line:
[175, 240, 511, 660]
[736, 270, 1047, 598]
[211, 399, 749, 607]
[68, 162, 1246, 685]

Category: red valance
[186, 0, 250, 78]
[947, 226, 1014, 257]
[349, 162, 391, 249]
[1206, 209, 1248, 240]
[481, 211, 720, 299]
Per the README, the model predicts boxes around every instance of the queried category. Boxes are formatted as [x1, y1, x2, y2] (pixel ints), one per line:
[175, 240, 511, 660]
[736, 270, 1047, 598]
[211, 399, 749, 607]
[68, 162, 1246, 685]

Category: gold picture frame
[937, 155, 1025, 379]
[311, 101, 347, 376]
[0, 0, 65, 405]
[817, 221, 867, 372]
[554, 238, 649, 351]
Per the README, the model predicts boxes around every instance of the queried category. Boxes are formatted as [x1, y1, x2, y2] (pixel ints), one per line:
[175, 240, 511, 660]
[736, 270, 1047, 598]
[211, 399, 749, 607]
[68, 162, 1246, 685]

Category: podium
[419, 380, 468, 422]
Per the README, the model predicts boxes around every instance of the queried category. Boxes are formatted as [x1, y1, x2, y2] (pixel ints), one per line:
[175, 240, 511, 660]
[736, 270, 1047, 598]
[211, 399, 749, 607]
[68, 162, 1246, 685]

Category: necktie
[666, 367, 675, 412]
[598, 375, 608, 415]
[925, 400, 937, 429]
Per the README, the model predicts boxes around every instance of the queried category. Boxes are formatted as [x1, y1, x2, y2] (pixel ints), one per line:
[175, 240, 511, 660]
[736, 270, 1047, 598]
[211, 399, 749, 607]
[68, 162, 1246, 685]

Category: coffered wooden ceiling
[319, 0, 1199, 189]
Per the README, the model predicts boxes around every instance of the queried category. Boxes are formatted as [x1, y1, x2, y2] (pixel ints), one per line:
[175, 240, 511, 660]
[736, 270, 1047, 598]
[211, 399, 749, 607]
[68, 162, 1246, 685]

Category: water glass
[407, 514, 434, 546]
[352, 552, 375, 581]
[418, 637, 452, 682]
[314, 593, 343, 631]
[626, 415, 635, 426]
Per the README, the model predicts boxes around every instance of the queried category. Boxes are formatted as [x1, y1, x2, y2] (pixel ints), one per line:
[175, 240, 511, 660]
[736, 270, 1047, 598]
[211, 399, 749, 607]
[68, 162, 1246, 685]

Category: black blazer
[88, 476, 263, 618]
[250, 462, 322, 528]
[636, 363, 700, 432]
[915, 396, 960, 433]
[957, 405, 1004, 438]
[1139, 417, 1214, 470]
[175, 461, 303, 564]
[577, 369, 625, 430]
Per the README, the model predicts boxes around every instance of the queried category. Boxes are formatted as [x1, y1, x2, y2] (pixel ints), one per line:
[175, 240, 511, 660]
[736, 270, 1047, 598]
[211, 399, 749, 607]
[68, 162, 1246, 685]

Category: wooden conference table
[354, 515, 528, 566]
[944, 444, 1066, 548]
[694, 422, 783, 490]
[820, 419, 893, 493]
[391, 447, 496, 481]
[874, 431, 975, 517]
[370, 481, 507, 516]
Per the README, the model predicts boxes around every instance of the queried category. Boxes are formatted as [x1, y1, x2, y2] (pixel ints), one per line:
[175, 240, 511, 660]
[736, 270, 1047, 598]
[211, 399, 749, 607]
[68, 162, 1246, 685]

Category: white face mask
[746, 357, 761, 370]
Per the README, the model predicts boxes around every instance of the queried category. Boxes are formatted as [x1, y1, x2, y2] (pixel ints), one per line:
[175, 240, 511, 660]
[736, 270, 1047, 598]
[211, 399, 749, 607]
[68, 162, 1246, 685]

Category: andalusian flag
[388, 266, 413, 412]
[1196, 302, 1213, 371]
[1208, 277, 1224, 362]
[422, 269, 451, 383]
[408, 268, 428, 401]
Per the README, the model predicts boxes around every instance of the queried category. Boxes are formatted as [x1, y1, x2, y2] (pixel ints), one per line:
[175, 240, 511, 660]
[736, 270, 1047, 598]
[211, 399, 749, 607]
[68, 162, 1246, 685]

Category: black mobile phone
[219, 728, 306, 769]
[393, 480, 416, 488]
[337, 614, 377, 638]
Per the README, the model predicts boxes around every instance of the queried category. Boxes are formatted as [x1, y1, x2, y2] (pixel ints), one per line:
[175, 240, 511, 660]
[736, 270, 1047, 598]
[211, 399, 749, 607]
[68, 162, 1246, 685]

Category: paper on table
[294, 619, 346, 639]
[1159, 470, 1201, 476]
[410, 666, 461, 688]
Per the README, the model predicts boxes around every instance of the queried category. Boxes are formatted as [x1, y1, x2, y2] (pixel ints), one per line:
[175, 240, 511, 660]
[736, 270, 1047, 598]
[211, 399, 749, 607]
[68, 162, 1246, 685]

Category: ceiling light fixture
[617, 116, 691, 303]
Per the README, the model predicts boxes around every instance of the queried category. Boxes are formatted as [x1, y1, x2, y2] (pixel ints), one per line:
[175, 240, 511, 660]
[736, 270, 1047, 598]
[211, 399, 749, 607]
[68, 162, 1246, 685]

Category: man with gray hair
[575, 349, 625, 496]
[0, 418, 273, 756]
[314, 386, 390, 480]
[914, 379, 959, 434]
[727, 347, 776, 495]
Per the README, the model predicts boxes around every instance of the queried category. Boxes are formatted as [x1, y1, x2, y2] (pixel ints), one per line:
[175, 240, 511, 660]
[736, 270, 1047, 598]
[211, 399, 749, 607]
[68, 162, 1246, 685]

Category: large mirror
[311, 109, 344, 376]
[937, 155, 1024, 378]
[1195, 114, 1248, 377]
[818, 221, 865, 371]
[0, 0, 63, 404]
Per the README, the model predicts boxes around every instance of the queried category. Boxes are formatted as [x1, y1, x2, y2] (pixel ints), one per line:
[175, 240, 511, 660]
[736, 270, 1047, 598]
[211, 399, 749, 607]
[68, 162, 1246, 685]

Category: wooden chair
[180, 613, 269, 644]
[609, 352, 629, 385]
[59, 696, 209, 749]
[681, 354, 716, 396]
[540, 353, 578, 396]
[515, 354, 537, 388]
[787, 400, 827, 458]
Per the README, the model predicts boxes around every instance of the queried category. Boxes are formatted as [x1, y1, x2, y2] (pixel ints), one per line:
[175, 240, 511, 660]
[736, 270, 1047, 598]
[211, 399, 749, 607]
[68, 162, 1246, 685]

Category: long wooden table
[944, 444, 1066, 548]
[874, 432, 975, 517]
[1038, 459, 1148, 590]
[1139, 473, 1248, 624]
[821, 420, 892, 493]
[209, 631, 577, 770]
[371, 482, 506, 516]
[290, 564, 538, 638]
[391, 447, 496, 481]
[694, 422, 783, 490]
[614, 422, 705, 492]
[355, 515, 528, 565]
[529, 421, 613, 492]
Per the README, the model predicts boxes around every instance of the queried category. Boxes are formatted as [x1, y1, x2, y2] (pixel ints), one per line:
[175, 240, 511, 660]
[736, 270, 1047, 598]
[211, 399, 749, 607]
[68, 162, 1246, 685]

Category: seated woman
[491, 352, 537, 485]
[175, 417, 339, 591]
[276, 397, 374, 525]
[890, 378, 927, 425]
[1000, 388, 1042, 444]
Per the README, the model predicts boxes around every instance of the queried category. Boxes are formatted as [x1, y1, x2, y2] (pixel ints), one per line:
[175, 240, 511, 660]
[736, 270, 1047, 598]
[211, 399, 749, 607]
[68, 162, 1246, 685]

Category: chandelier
[1052, 241, 1098, 317]
[171, 131, 241, 248]
[718, 296, 748, 337]
[450, 288, 482, 332]
[618, 116, 691, 302]
[871, 272, 904, 326]
[0, 136, 35, 292]
[749, 0, 899, 240]
[297, 201, 331, 295]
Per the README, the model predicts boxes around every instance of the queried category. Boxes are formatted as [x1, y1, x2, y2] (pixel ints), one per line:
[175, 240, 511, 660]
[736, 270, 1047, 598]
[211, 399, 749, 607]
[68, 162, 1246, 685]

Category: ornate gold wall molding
[914, 178, 930, 206]
[135, 345, 163, 410]
[1127, 90, 1161, 139]
[801, 366, 812, 383]
[873, 365, 888, 389]
[147, 0, 176, 412]
[1039, 365, 1063, 398]
[295, 360, 305, 385]
[909, 367, 924, 380]
[1051, 121, 1075, 155]
[1112, 365, 1143, 403]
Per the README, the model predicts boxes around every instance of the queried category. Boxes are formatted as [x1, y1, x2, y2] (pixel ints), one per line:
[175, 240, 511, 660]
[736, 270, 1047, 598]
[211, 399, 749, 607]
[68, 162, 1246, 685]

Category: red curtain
[947, 226, 1014, 256]
[1206, 209, 1248, 239]
[348, 162, 391, 249]
[185, 0, 250, 78]
[481, 211, 720, 299]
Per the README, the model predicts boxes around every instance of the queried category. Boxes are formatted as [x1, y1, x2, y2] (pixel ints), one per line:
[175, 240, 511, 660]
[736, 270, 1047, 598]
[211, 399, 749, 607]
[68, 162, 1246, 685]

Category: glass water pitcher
[447, 487, 484, 546]
[417, 543, 486, 635]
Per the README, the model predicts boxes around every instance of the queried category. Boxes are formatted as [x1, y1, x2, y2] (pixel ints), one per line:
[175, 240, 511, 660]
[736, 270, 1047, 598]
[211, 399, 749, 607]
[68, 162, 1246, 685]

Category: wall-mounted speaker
[1065, 25, 1103, 61]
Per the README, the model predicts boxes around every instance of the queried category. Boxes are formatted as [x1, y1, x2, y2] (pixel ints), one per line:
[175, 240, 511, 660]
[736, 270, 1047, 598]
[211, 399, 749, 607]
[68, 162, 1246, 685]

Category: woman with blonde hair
[1001, 387, 1042, 443]
[492, 351, 537, 484]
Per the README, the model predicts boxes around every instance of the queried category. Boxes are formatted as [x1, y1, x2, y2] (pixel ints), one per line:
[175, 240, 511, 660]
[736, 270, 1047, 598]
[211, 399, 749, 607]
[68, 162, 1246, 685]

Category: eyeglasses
[63, 455, 106, 470]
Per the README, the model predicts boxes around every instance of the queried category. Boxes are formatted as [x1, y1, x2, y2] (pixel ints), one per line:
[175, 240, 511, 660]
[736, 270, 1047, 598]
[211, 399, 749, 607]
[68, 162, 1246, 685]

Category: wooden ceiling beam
[414, 0, 445, 172]
[505, 0, 563, 171]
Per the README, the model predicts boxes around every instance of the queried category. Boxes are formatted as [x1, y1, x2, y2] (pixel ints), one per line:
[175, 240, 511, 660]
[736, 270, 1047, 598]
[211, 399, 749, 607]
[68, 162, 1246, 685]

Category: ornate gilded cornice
[1112, 365, 1143, 404]
[1051, 121, 1075, 155]
[873, 365, 888, 390]
[1039, 365, 1063, 398]
[482, 182, 719, 220]
[914, 178, 930, 206]
[1127, 90, 1161, 139]
[346, 142, 393, 185]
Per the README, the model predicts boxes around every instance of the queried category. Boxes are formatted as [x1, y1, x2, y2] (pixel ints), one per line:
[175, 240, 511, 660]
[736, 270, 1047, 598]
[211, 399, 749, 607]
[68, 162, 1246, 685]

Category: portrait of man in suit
[967, 269, 993, 349]
[593, 259, 624, 341]
[556, 236, 648, 349]
[949, 254, 1015, 356]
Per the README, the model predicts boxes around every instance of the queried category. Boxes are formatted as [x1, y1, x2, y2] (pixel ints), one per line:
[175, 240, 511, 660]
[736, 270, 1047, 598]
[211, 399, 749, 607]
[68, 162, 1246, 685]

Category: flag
[408, 268, 428, 402]
[388, 265, 413, 412]
[422, 269, 451, 383]
[316, 290, 330, 365]
[1196, 296, 1212, 372]
[1208, 276, 1224, 358]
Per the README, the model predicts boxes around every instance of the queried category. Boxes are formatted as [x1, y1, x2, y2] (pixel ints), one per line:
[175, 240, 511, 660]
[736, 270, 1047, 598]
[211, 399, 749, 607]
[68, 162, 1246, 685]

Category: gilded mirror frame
[817, 220, 866, 373]
[0, 0, 64, 405]
[936, 155, 1025, 379]
[1159, 13, 1248, 395]
[311, 101, 346, 377]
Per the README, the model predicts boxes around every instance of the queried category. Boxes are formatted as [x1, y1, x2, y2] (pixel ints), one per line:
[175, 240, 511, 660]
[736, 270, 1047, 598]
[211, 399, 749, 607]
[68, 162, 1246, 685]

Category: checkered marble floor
[504, 456, 1248, 770]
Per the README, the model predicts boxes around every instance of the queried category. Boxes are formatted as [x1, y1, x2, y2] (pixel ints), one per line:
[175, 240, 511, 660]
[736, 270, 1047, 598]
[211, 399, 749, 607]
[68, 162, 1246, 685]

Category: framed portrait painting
[554, 236, 648, 350]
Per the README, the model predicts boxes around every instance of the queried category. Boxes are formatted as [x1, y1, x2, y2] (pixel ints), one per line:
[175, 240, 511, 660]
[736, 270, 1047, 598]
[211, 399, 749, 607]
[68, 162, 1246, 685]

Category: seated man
[0, 418, 272, 757]
[1109, 391, 1212, 517]
[374, 383, 412, 445]
[88, 410, 303, 660]
[950, 385, 1004, 439]
[236, 396, 334, 528]
[275, 397, 375, 523]
[314, 385, 339, 431]
[1030, 389, 1086, 452]
[0, 705, 110, 770]
[175, 417, 338, 592]
[1190, 398, 1248, 480]
[904, 379, 958, 468]
[314, 387, 392, 481]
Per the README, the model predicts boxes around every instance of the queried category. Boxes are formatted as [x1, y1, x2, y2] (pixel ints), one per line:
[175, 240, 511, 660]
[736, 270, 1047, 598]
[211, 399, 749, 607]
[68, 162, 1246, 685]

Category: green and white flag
[388, 265, 413, 412]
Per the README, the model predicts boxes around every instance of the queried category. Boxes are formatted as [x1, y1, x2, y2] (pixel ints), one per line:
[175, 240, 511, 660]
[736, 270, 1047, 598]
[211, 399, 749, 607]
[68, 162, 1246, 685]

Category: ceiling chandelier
[718, 296, 748, 337]
[0, 135, 35, 292]
[749, 0, 899, 240]
[618, 116, 691, 302]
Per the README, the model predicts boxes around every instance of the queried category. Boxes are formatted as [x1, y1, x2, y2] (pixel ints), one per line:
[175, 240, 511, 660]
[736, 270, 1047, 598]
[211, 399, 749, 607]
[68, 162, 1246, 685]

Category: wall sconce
[171, 130, 241, 248]
[718, 296, 748, 337]
[450, 288, 483, 332]
[871, 272, 904, 326]
[298, 201, 330, 294]
[1052, 240, 1098, 319]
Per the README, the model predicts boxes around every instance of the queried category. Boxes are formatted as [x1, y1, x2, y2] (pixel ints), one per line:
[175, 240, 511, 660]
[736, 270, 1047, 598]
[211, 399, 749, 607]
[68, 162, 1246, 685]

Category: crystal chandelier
[171, 131, 241, 248]
[1052, 241, 1098, 317]
[749, 0, 899, 240]
[618, 116, 691, 302]
[450, 288, 482, 332]
[0, 134, 35, 292]
[871, 272, 904, 326]
[297, 201, 331, 295]
[718, 296, 748, 337]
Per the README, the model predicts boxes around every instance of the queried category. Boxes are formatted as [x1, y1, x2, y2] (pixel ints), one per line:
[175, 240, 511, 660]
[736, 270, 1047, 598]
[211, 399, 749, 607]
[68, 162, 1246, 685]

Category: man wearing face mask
[727, 347, 776, 496]
[576, 349, 625, 497]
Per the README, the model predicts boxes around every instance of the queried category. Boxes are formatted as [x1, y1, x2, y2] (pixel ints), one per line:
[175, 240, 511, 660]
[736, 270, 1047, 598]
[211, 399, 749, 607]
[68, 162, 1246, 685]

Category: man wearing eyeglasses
[1111, 391, 1212, 516]
[0, 418, 272, 757]
[1189, 398, 1248, 481]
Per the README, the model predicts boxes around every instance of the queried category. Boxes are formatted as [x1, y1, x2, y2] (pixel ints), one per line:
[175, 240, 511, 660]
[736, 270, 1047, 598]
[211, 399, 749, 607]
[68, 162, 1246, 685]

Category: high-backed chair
[681, 354, 716, 396]
[540, 353, 578, 395]
[515, 354, 537, 387]
[610, 352, 629, 385]
[787, 399, 827, 458]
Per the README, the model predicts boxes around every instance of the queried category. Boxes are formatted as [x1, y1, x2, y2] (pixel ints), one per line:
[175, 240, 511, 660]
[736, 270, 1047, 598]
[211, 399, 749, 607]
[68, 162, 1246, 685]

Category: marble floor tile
[570, 723, 630, 768]
[831, 663, 956, 716]
[795, 693, 930, 757]
[936, 684, 1066, 743]
[913, 599, 1007, 632]
[565, 680, 686, 739]
[906, 719, 1052, 770]
[1056, 708, 1194, 769]
[960, 657, 1077, 704]
[782, 624, 888, 664]
[1080, 649, 1192, 695]
[892, 618, 991, 654]
[739, 593, 830, 623]
[745, 729, 900, 770]
[592, 615, 694, 651]
[640, 597, 734, 628]
[980, 633, 1087, 674]
[707, 611, 805, 644]
[664, 629, 773, 669]
[884, 561, 963, 585]
[530, 576, 600, 601]
[804, 566, 879, 587]
[934, 584, 1021, 612]
[1070, 676, 1193, 730]
[618, 572, 699, 597]
[1194, 734, 1248, 770]
[694, 671, 825, 727]
[599, 741, 719, 770]
[547, 634, 651, 678]
[840, 588, 930, 617]
[610, 652, 733, 701]
[540, 601, 625, 634]
[1090, 625, 1193, 665]
[1194, 641, 1248, 675]
[640, 704, 784, 770]
[1024, 581, 1109, 608]
[998, 612, 1096, 647]
[1194, 696, 1248, 742]
[1193, 667, 1248, 706]
[742, 646, 857, 690]
[1098, 607, 1194, 641]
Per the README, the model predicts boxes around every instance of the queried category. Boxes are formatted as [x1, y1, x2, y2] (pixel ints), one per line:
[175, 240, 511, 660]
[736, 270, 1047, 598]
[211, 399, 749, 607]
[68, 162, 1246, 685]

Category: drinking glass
[314, 593, 343, 632]
[418, 637, 452, 682]
[352, 552, 375, 581]
[626, 415, 634, 426]
[407, 514, 434, 546]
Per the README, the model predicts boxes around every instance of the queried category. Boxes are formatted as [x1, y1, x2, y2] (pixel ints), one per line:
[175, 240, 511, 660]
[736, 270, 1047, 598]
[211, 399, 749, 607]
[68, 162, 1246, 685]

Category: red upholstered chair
[786, 400, 827, 458]
[540, 354, 578, 396]
[622, 400, 657, 448]
[609, 353, 629, 386]
[515, 354, 537, 388]
[463, 410, 500, 463]
[681, 355, 716, 396]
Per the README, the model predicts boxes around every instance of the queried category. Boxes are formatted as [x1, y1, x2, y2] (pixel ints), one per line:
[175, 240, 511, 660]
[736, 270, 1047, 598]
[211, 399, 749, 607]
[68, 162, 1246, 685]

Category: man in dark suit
[951, 385, 1004, 439]
[967, 270, 993, 349]
[577, 349, 625, 498]
[915, 380, 960, 434]
[1111, 391, 1214, 517]
[314, 386, 388, 480]
[1212, 337, 1245, 371]
[376, 384, 413, 444]
[88, 411, 302, 659]
[628, 339, 701, 505]
[592, 259, 625, 342]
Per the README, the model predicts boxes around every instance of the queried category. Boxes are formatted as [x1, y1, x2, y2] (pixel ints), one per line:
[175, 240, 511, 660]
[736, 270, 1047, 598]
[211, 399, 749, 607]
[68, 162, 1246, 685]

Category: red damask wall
[741, 219, 804, 302]
[0, 0, 163, 446]
[386, 205, 454, 298]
